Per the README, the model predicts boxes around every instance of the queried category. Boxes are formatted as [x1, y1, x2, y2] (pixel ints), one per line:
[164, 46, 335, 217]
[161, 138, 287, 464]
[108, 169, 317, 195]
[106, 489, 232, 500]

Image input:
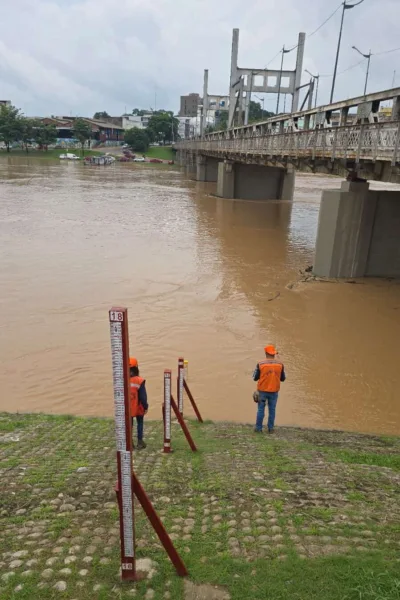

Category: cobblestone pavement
[0, 414, 399, 600]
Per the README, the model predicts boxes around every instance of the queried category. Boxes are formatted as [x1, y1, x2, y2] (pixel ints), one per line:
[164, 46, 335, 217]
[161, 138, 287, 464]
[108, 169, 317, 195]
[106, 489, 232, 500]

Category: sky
[0, 0, 399, 117]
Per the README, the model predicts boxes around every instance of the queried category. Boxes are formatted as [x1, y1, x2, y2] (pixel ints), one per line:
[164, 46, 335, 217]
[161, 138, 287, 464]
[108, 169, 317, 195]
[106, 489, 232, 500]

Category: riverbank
[0, 149, 102, 160]
[1, 413, 399, 600]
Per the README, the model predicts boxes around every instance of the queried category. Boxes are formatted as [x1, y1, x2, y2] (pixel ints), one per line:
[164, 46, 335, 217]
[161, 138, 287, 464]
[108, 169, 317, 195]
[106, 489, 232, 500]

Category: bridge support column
[176, 150, 185, 166]
[196, 155, 218, 182]
[216, 162, 295, 201]
[217, 161, 235, 198]
[185, 161, 196, 177]
[314, 181, 400, 278]
[280, 166, 295, 201]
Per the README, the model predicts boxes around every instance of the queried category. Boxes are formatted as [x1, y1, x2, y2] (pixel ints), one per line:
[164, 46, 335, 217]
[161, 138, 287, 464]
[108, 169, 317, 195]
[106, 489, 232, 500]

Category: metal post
[364, 52, 371, 95]
[276, 47, 285, 115]
[315, 76, 319, 108]
[331, 0, 365, 103]
[331, 2, 346, 104]
[245, 71, 254, 125]
[308, 79, 314, 110]
[228, 29, 240, 128]
[163, 370, 171, 453]
[201, 69, 209, 137]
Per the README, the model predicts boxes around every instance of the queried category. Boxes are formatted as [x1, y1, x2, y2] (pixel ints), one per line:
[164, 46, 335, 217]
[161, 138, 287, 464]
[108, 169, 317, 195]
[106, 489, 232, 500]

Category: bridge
[176, 28, 400, 280]
[176, 91, 400, 280]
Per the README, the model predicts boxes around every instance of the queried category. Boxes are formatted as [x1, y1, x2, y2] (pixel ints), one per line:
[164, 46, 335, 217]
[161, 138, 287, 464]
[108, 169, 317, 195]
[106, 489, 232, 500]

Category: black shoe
[137, 440, 147, 450]
[268, 428, 275, 434]
[254, 428, 263, 433]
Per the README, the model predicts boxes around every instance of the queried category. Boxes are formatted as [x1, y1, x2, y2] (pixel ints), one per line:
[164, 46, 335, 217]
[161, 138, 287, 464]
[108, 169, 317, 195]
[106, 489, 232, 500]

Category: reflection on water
[0, 157, 399, 434]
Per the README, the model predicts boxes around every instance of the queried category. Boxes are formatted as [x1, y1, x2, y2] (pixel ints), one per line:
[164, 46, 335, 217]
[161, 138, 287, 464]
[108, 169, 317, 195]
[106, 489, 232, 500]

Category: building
[39, 117, 125, 146]
[99, 113, 154, 131]
[179, 93, 201, 117]
[0, 100, 11, 107]
[176, 116, 191, 139]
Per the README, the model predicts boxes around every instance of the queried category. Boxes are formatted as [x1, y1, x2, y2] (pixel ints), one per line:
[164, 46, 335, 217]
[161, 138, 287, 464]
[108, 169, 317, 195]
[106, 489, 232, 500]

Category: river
[1, 156, 399, 434]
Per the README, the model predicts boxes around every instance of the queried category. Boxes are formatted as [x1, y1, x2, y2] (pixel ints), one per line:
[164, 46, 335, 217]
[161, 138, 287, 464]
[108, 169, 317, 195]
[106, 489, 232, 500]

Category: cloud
[0, 0, 399, 116]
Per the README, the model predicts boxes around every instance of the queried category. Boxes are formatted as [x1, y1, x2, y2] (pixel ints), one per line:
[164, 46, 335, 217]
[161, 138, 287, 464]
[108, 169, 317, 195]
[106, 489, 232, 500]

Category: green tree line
[124, 112, 179, 152]
[0, 104, 94, 154]
[0, 104, 58, 152]
[206, 101, 275, 133]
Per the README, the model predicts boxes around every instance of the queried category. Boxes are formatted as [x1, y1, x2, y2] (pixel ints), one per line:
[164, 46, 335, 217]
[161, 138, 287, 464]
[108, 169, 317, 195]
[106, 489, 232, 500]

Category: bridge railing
[176, 122, 400, 165]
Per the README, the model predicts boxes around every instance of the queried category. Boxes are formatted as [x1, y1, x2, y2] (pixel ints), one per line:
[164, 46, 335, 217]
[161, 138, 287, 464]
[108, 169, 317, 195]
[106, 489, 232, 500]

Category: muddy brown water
[1, 157, 399, 434]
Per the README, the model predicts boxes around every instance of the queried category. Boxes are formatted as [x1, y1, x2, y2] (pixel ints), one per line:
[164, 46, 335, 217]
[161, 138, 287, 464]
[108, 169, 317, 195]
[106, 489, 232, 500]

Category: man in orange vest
[129, 357, 148, 449]
[253, 345, 286, 433]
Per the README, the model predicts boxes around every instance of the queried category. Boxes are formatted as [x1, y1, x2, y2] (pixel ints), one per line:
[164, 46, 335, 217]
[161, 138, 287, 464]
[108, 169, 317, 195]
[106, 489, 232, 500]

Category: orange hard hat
[264, 345, 277, 356]
[129, 357, 138, 367]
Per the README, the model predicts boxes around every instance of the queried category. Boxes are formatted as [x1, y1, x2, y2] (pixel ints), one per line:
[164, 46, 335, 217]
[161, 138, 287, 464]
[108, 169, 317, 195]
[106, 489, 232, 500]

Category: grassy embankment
[0, 413, 399, 600]
[144, 146, 175, 161]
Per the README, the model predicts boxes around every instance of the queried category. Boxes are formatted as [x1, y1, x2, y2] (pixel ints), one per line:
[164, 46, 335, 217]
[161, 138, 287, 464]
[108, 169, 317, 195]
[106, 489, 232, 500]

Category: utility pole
[392, 70, 397, 88]
[330, 0, 365, 103]
[352, 46, 372, 95]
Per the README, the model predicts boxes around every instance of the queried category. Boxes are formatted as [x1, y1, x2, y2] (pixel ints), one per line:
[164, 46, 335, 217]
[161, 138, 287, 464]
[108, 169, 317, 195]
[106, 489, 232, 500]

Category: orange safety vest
[130, 376, 146, 417]
[257, 359, 284, 393]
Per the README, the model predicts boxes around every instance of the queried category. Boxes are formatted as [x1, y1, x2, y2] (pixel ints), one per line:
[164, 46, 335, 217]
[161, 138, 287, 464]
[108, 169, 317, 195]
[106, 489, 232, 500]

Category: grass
[145, 146, 175, 161]
[0, 149, 102, 160]
[0, 414, 399, 599]
[326, 449, 400, 471]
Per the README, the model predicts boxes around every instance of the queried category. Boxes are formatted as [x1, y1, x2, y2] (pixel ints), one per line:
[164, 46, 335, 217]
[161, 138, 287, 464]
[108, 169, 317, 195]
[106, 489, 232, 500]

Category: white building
[121, 114, 155, 130]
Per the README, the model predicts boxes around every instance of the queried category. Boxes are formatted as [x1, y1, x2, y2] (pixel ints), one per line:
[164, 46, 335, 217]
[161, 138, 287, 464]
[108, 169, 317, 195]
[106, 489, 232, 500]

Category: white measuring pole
[109, 307, 136, 580]
[163, 370, 171, 453]
[178, 357, 184, 415]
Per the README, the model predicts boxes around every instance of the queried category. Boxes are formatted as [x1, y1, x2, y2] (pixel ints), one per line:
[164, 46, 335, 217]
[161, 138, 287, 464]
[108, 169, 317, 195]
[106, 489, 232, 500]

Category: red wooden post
[163, 370, 172, 453]
[171, 394, 197, 452]
[109, 307, 136, 581]
[132, 473, 188, 577]
[177, 357, 184, 415]
[183, 379, 203, 423]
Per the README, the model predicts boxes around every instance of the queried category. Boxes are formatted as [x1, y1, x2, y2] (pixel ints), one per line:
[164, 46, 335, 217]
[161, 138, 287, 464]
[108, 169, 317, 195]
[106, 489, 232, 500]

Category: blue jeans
[255, 392, 278, 431]
[132, 416, 144, 441]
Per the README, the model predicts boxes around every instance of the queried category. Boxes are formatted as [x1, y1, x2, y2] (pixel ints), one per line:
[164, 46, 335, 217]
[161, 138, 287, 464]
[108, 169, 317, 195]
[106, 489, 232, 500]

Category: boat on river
[59, 153, 80, 160]
[84, 155, 115, 166]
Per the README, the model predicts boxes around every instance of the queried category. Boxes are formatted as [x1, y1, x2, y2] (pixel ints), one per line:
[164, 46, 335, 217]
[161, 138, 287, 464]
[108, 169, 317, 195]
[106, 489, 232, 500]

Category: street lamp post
[330, 0, 365, 104]
[305, 69, 320, 108]
[352, 46, 372, 95]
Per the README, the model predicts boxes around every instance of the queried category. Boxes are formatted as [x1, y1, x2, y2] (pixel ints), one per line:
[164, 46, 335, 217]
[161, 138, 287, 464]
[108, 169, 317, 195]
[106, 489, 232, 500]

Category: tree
[34, 123, 58, 151]
[249, 101, 274, 123]
[93, 111, 110, 120]
[124, 127, 149, 152]
[73, 119, 92, 155]
[147, 112, 179, 144]
[131, 108, 147, 116]
[20, 119, 38, 153]
[0, 104, 23, 152]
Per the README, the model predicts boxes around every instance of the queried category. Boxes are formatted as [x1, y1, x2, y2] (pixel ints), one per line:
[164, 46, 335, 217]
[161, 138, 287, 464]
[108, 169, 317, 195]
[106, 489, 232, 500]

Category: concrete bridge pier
[314, 180, 400, 278]
[216, 161, 295, 201]
[186, 162, 197, 177]
[196, 155, 219, 182]
[176, 150, 189, 167]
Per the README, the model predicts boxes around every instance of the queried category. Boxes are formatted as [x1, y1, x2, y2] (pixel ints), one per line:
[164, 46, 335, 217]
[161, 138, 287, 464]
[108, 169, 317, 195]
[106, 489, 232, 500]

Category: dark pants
[131, 416, 144, 441]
